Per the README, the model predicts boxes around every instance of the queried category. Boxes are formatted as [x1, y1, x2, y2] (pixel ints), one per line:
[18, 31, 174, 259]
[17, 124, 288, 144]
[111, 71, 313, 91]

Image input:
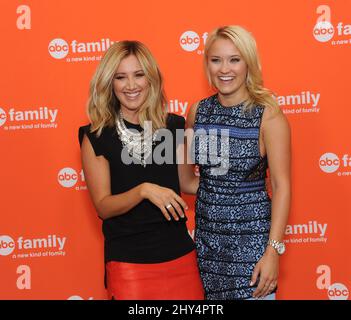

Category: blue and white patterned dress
[193, 94, 272, 300]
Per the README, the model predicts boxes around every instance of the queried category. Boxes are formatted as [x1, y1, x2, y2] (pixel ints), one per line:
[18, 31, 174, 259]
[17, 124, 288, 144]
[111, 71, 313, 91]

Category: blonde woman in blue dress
[180, 26, 291, 300]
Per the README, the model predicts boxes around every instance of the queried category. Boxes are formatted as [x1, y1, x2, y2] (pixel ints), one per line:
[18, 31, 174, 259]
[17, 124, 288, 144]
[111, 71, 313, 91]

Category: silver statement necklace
[115, 110, 157, 167]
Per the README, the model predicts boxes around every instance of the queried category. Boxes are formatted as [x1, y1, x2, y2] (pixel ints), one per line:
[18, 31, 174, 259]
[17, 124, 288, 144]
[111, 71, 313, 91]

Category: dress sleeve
[78, 125, 104, 157]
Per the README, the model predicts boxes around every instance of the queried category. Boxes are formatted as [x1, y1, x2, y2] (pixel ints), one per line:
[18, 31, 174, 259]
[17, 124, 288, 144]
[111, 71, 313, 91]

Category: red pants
[106, 250, 204, 300]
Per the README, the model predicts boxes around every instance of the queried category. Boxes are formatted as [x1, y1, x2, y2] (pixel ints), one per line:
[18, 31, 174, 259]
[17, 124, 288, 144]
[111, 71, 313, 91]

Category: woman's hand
[140, 183, 188, 221]
[250, 246, 279, 298]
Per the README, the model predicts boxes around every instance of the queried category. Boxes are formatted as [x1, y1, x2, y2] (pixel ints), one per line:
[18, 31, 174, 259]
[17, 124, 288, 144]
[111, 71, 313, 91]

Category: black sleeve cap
[78, 125, 104, 157]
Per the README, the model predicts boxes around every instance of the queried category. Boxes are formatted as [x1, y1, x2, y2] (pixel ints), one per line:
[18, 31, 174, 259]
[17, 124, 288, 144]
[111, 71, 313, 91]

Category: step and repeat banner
[0, 0, 350, 300]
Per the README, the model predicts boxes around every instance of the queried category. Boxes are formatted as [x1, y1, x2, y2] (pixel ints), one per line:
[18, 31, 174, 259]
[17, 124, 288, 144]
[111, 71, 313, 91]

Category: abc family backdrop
[0, 0, 350, 300]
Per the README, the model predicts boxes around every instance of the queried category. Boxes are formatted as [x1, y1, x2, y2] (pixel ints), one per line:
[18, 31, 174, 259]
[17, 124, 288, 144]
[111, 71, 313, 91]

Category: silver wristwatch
[268, 239, 286, 255]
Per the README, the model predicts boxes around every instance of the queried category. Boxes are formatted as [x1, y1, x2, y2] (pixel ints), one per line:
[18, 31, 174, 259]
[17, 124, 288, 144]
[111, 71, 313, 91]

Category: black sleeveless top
[78, 114, 194, 264]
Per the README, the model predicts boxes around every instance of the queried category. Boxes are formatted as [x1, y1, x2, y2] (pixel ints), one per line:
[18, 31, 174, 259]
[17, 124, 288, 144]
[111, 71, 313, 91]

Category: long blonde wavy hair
[87, 41, 167, 136]
[204, 25, 279, 113]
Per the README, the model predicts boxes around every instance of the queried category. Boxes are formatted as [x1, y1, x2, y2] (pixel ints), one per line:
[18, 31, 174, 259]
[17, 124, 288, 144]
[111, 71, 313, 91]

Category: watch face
[278, 243, 286, 255]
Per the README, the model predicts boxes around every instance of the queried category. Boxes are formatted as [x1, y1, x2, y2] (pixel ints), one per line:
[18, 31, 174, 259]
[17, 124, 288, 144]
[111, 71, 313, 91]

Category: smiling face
[113, 54, 149, 116]
[206, 37, 249, 105]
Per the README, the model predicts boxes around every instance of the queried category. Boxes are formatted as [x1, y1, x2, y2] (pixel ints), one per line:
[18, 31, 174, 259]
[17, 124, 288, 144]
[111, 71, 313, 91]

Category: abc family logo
[57, 167, 85, 189]
[48, 38, 115, 59]
[319, 152, 351, 174]
[316, 265, 349, 300]
[313, 5, 351, 44]
[327, 283, 349, 300]
[0, 106, 58, 128]
[0, 234, 66, 256]
[179, 30, 208, 53]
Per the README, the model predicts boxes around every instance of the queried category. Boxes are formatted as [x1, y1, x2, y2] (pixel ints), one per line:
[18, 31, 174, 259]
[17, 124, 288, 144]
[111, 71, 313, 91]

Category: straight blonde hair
[87, 41, 167, 136]
[204, 25, 279, 113]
